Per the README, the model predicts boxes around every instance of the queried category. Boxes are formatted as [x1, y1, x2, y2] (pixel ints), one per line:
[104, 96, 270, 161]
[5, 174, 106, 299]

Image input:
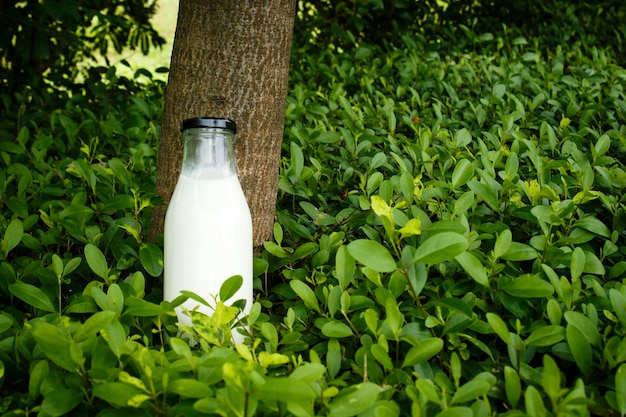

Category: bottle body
[163, 118, 252, 341]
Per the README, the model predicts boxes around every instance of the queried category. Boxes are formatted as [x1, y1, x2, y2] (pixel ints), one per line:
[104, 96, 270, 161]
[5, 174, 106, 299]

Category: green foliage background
[1, 0, 626, 416]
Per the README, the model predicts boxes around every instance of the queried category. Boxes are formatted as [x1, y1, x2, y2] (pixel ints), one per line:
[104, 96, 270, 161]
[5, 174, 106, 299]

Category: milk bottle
[164, 117, 253, 343]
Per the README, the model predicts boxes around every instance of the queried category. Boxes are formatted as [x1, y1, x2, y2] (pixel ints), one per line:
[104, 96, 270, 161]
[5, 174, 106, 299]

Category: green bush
[0, 0, 165, 95]
[2, 3, 626, 417]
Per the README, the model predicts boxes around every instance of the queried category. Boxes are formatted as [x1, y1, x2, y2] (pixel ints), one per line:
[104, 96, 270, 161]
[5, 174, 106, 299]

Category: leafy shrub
[2, 4, 626, 417]
[0, 0, 165, 95]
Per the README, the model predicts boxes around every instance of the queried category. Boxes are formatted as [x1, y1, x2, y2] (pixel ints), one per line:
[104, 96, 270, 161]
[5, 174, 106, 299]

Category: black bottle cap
[180, 117, 236, 133]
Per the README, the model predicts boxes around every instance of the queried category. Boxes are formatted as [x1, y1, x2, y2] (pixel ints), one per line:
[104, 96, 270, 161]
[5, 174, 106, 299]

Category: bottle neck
[181, 128, 236, 178]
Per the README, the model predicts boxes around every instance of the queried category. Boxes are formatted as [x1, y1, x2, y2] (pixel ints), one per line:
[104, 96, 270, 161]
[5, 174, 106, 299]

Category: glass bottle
[163, 117, 253, 341]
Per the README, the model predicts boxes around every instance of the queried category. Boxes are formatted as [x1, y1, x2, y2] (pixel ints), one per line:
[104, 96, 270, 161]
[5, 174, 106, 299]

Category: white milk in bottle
[164, 117, 252, 344]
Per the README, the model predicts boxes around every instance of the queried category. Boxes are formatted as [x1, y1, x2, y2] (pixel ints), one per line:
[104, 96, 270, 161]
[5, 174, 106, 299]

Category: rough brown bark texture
[151, 0, 295, 246]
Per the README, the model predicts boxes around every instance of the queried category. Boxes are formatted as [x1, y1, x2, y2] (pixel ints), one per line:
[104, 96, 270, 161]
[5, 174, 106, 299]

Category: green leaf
[168, 378, 212, 398]
[347, 239, 396, 272]
[290, 362, 326, 383]
[504, 366, 521, 408]
[0, 314, 13, 333]
[9, 282, 56, 313]
[610, 289, 626, 329]
[384, 297, 404, 336]
[92, 382, 147, 408]
[261, 321, 279, 348]
[219, 275, 243, 302]
[322, 320, 353, 338]
[102, 194, 135, 212]
[291, 141, 305, 178]
[335, 245, 355, 290]
[33, 323, 78, 372]
[259, 377, 317, 402]
[402, 338, 444, 367]
[566, 324, 592, 374]
[85, 243, 108, 279]
[370, 343, 393, 370]
[570, 247, 586, 281]
[108, 159, 133, 187]
[454, 128, 472, 148]
[434, 407, 473, 417]
[501, 242, 537, 261]
[616, 363, 626, 416]
[493, 229, 512, 259]
[525, 325, 565, 347]
[451, 159, 474, 188]
[139, 242, 163, 277]
[454, 251, 488, 286]
[501, 275, 554, 298]
[40, 388, 83, 417]
[430, 298, 474, 318]
[290, 280, 321, 313]
[564, 311, 600, 346]
[416, 379, 440, 403]
[525, 385, 547, 417]
[575, 216, 611, 238]
[467, 181, 499, 212]
[329, 383, 381, 417]
[486, 313, 512, 345]
[3, 218, 23, 257]
[541, 355, 562, 402]
[414, 232, 467, 265]
[73, 310, 116, 343]
[450, 380, 491, 404]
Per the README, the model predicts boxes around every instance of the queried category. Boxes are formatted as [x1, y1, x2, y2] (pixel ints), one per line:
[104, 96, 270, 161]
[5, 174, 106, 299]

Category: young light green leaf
[347, 239, 396, 273]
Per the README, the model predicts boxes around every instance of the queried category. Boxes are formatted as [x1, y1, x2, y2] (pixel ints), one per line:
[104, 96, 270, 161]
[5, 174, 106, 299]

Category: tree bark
[151, 0, 295, 247]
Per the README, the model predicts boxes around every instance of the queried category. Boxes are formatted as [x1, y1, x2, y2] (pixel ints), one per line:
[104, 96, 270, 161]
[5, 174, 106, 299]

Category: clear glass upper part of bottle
[180, 117, 237, 179]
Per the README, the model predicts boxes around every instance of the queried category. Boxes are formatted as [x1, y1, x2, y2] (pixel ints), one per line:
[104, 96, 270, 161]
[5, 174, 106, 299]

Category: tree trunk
[151, 0, 295, 247]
